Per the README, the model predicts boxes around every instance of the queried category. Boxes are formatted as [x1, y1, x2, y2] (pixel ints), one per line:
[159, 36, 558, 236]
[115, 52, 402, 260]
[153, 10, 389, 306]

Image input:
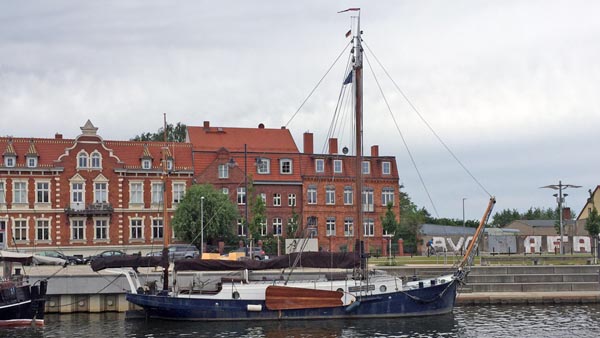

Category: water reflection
[2, 304, 600, 338]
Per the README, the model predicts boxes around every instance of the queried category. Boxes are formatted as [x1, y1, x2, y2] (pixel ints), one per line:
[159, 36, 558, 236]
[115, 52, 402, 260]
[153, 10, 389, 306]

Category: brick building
[1, 120, 400, 256]
[0, 121, 194, 256]
[187, 122, 303, 244]
[300, 133, 400, 254]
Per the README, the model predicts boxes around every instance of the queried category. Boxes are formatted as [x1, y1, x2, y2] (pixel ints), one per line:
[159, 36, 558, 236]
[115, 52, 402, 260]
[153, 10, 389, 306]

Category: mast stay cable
[363, 41, 492, 198]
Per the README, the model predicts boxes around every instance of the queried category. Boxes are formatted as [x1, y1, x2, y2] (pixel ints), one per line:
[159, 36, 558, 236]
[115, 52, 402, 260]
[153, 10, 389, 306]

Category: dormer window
[257, 158, 270, 174]
[4, 156, 15, 168]
[315, 159, 324, 173]
[142, 159, 152, 169]
[27, 157, 38, 168]
[167, 159, 173, 171]
[77, 152, 89, 168]
[280, 159, 293, 174]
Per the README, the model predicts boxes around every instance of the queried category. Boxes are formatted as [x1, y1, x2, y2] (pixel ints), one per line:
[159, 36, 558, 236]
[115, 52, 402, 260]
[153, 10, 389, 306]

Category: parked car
[35, 250, 84, 265]
[231, 247, 267, 260]
[167, 244, 200, 261]
[86, 250, 126, 264]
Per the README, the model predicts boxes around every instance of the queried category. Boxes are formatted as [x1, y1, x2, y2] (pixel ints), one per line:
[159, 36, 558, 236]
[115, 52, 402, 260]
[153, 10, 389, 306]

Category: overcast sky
[1, 1, 599, 221]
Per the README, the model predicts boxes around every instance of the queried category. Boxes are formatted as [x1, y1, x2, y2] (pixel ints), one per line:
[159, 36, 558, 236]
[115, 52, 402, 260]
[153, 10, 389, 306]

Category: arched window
[91, 151, 102, 169]
[77, 152, 89, 168]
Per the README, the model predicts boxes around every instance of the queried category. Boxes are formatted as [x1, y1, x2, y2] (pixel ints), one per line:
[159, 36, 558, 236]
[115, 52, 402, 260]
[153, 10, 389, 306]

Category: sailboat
[0, 251, 48, 327]
[92, 9, 496, 321]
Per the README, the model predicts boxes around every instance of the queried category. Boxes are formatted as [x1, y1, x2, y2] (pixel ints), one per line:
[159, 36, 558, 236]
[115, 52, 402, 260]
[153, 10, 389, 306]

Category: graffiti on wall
[524, 236, 591, 253]
[428, 235, 593, 254]
[431, 236, 473, 253]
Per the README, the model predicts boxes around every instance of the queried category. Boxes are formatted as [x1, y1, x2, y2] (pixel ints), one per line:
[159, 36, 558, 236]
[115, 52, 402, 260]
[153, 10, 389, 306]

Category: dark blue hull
[127, 280, 459, 321]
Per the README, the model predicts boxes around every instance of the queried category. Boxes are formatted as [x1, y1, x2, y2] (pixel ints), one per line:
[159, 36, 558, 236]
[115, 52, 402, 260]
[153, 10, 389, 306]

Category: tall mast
[353, 11, 364, 251]
[162, 114, 170, 290]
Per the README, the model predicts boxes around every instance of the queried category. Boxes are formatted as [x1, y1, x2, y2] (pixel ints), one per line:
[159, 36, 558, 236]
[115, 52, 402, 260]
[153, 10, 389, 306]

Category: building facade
[1, 120, 400, 255]
[0, 121, 194, 255]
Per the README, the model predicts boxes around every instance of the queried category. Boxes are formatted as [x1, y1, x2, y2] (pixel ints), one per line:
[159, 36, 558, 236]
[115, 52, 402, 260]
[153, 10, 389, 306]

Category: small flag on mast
[343, 70, 353, 85]
[338, 8, 360, 13]
[345, 29, 352, 38]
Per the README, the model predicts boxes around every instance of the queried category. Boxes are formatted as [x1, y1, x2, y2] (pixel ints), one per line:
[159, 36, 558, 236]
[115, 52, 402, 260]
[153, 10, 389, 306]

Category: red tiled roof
[0, 136, 193, 171]
[187, 125, 299, 153]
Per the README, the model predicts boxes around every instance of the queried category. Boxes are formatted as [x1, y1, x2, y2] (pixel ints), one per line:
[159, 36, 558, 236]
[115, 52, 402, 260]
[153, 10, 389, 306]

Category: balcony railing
[65, 203, 114, 217]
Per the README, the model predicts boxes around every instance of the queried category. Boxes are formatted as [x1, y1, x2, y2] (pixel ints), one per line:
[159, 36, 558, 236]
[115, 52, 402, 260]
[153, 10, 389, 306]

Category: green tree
[398, 192, 427, 254]
[381, 202, 399, 238]
[585, 207, 600, 261]
[249, 194, 267, 241]
[131, 122, 187, 142]
[171, 184, 239, 247]
[491, 208, 521, 227]
[286, 207, 300, 238]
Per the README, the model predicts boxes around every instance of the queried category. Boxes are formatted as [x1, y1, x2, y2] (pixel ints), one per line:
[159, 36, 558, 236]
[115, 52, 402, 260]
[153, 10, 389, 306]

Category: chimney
[328, 138, 338, 155]
[303, 132, 313, 154]
[371, 145, 379, 157]
[562, 207, 572, 220]
[203, 121, 210, 130]
[55, 133, 63, 139]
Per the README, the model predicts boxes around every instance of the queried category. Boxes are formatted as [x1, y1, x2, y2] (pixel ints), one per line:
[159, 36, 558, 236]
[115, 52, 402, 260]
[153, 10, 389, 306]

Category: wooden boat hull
[126, 279, 458, 321]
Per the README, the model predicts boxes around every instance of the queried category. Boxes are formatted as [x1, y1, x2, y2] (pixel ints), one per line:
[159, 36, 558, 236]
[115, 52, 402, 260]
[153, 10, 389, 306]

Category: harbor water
[3, 304, 600, 338]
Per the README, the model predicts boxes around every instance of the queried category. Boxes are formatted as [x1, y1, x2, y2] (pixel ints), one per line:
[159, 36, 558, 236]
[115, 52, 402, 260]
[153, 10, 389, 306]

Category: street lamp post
[541, 181, 581, 254]
[200, 196, 205, 259]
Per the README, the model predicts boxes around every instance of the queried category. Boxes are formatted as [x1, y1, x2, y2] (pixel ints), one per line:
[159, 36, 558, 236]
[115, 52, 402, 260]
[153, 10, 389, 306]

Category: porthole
[336, 288, 344, 293]
[232, 291, 240, 299]
[379, 285, 387, 292]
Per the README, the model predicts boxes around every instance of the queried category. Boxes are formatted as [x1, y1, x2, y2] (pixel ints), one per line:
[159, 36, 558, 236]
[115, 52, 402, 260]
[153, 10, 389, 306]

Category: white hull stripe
[0, 300, 32, 310]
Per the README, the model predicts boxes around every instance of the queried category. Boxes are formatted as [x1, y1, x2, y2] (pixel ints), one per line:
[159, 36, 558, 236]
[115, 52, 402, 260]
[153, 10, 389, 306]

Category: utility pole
[541, 181, 581, 254]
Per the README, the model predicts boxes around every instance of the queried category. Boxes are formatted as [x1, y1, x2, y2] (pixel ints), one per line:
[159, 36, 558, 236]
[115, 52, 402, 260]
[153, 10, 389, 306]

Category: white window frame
[326, 217, 336, 237]
[362, 188, 374, 212]
[91, 151, 102, 169]
[94, 218, 109, 241]
[151, 182, 163, 205]
[13, 219, 28, 242]
[71, 218, 85, 241]
[0, 181, 5, 204]
[13, 180, 28, 204]
[315, 159, 325, 173]
[27, 156, 38, 168]
[218, 164, 229, 179]
[142, 159, 152, 169]
[172, 182, 185, 204]
[237, 187, 246, 205]
[280, 159, 293, 174]
[260, 218, 267, 236]
[382, 187, 395, 206]
[260, 193, 267, 204]
[307, 186, 317, 205]
[36, 219, 51, 242]
[257, 158, 270, 174]
[152, 218, 164, 239]
[71, 182, 85, 208]
[237, 218, 246, 236]
[273, 193, 281, 207]
[333, 160, 343, 173]
[129, 181, 143, 205]
[344, 186, 353, 205]
[362, 161, 371, 174]
[273, 218, 282, 236]
[94, 182, 108, 203]
[35, 181, 50, 204]
[325, 186, 335, 205]
[130, 218, 143, 240]
[363, 218, 375, 237]
[167, 159, 173, 171]
[77, 151, 89, 169]
[382, 161, 391, 175]
[288, 193, 296, 207]
[4, 156, 15, 168]
[344, 218, 354, 237]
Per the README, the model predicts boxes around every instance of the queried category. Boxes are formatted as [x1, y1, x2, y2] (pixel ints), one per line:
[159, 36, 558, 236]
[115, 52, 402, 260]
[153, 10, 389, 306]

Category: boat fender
[418, 282, 424, 289]
[247, 304, 262, 312]
[430, 279, 436, 286]
[345, 301, 361, 312]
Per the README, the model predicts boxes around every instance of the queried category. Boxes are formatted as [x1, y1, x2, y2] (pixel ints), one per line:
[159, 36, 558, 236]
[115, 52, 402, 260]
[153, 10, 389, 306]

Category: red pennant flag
[345, 30, 352, 38]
